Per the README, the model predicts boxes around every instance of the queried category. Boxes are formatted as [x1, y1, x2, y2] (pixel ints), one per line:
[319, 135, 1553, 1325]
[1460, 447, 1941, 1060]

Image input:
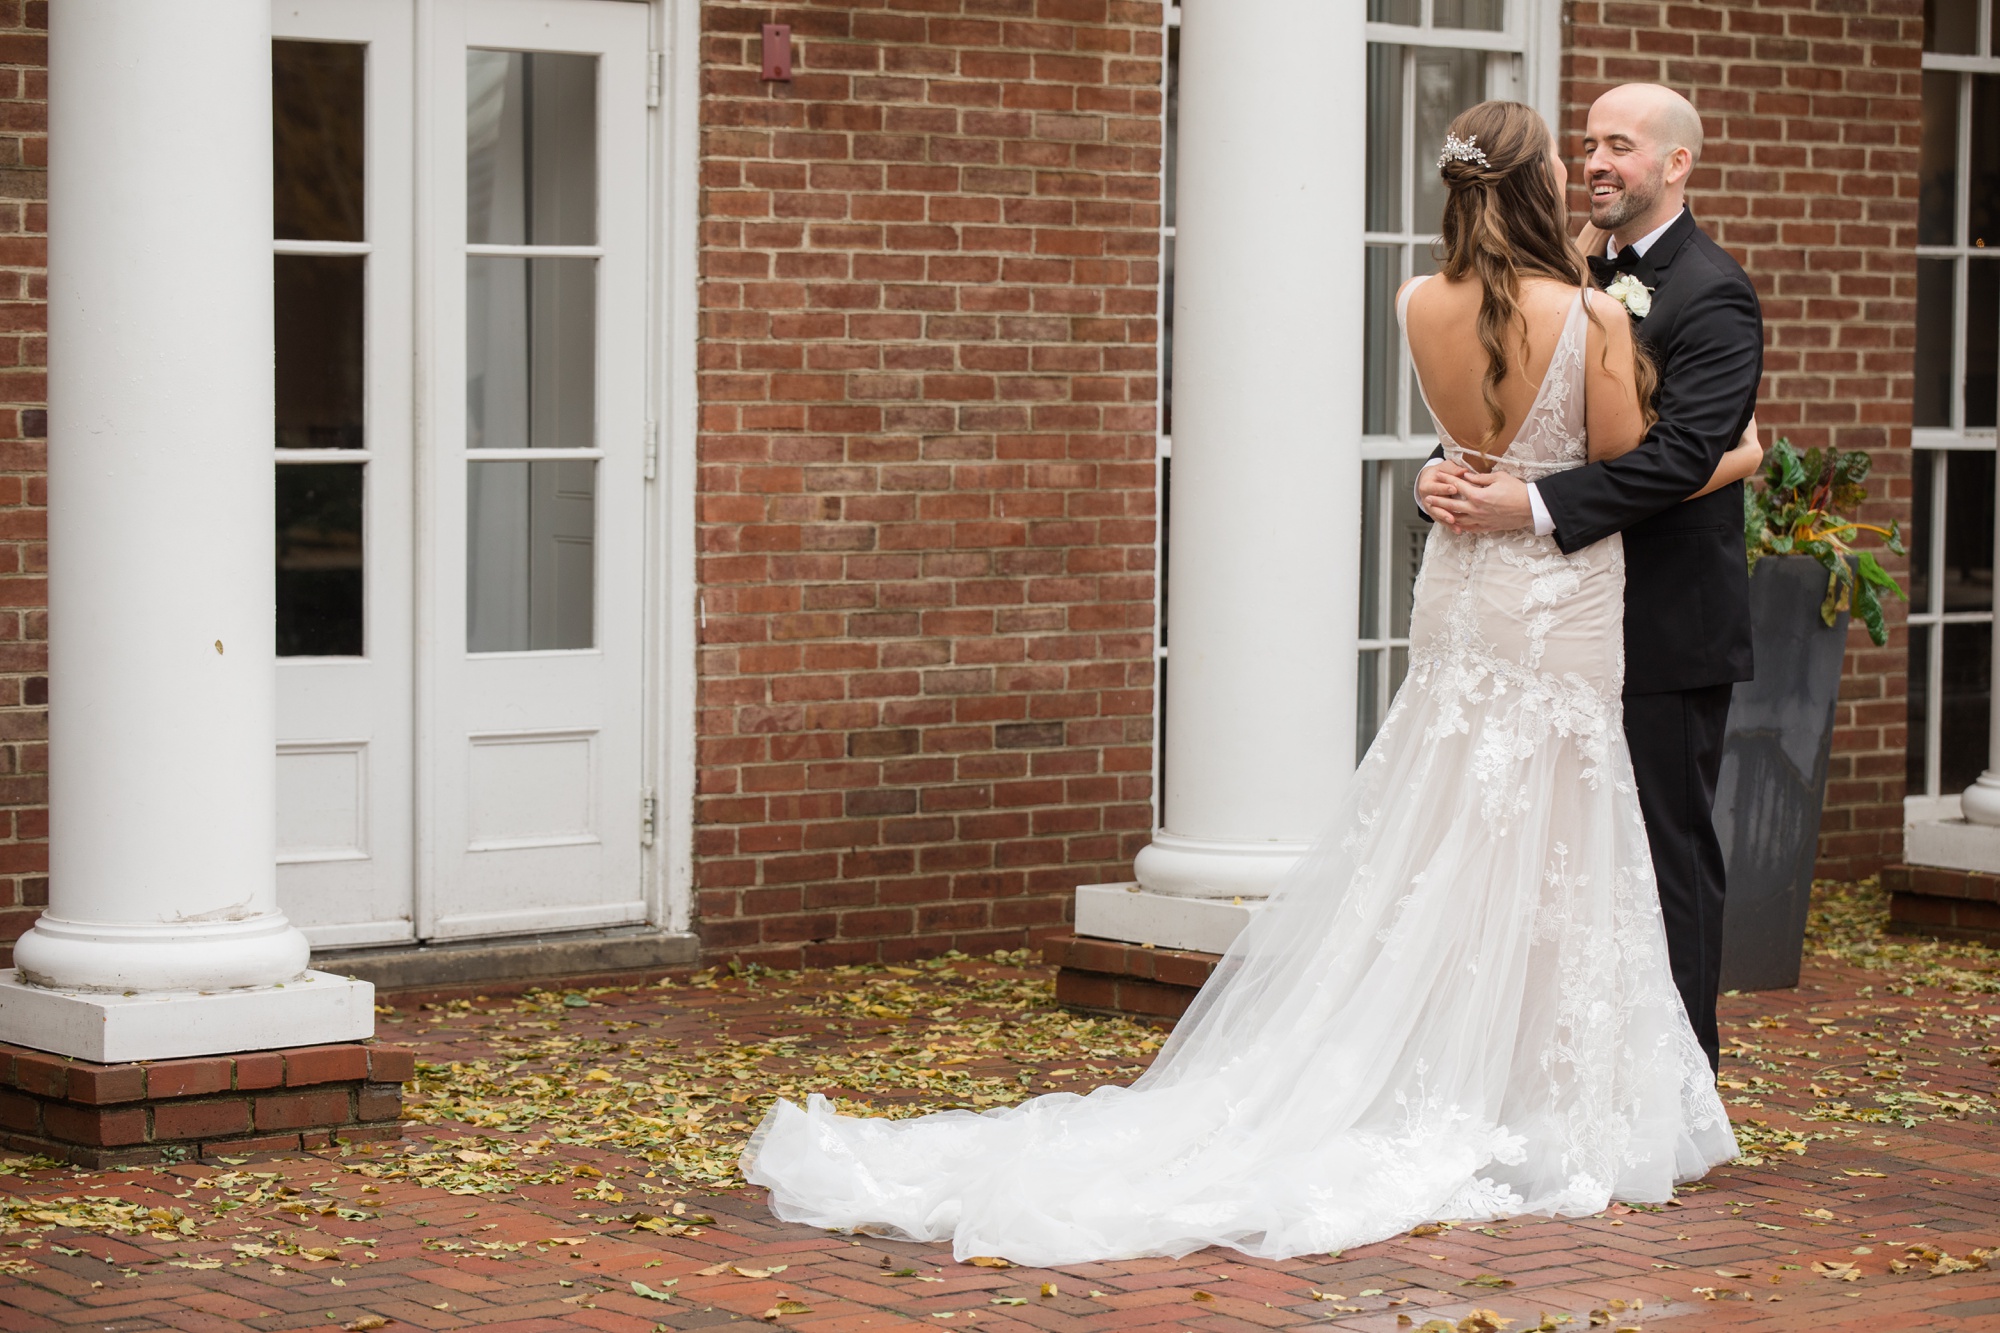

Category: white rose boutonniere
[1604, 272, 1652, 319]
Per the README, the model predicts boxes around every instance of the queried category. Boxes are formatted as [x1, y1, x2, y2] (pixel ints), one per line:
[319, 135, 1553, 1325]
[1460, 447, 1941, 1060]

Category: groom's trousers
[1623, 683, 1734, 1074]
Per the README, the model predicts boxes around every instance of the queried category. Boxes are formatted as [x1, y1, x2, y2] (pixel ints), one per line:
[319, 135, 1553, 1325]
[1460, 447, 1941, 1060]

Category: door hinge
[646, 49, 664, 108]
[644, 418, 658, 480]
[641, 789, 657, 847]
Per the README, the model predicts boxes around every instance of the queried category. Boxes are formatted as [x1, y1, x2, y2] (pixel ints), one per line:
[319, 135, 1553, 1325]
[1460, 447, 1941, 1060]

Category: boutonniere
[1603, 272, 1653, 319]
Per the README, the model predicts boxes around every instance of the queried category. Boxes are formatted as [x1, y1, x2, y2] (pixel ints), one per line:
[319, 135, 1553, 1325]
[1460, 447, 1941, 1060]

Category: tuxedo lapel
[1632, 210, 1700, 339]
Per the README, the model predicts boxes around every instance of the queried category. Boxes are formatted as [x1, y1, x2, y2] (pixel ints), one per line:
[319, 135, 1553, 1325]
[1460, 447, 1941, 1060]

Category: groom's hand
[1429, 468, 1533, 534]
[1416, 462, 1470, 532]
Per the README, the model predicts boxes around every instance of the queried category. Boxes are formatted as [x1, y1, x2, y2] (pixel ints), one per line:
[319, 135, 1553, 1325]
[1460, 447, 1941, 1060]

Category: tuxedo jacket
[1425, 210, 1763, 695]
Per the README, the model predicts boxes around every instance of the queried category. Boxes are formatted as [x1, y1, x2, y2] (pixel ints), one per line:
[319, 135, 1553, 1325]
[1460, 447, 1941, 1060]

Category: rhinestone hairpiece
[1437, 132, 1489, 170]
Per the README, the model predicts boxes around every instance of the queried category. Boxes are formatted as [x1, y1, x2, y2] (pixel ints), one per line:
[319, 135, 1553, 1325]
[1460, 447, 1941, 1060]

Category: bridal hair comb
[1437, 132, 1489, 170]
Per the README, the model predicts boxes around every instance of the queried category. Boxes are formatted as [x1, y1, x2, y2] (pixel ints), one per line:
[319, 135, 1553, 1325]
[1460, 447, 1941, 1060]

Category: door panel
[273, 0, 416, 948]
[426, 0, 649, 938]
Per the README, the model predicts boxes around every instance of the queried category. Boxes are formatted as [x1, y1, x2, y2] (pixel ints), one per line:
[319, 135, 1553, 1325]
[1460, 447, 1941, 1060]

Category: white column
[0, 0, 371, 1062]
[1077, 0, 1364, 951]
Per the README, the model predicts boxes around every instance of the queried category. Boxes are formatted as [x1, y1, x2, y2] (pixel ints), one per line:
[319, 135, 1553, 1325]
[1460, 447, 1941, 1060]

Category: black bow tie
[1588, 246, 1647, 288]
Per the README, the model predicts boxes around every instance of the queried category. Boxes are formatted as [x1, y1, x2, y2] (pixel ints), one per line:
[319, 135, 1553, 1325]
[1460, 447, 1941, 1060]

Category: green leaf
[1855, 578, 1889, 647]
[631, 1280, 678, 1302]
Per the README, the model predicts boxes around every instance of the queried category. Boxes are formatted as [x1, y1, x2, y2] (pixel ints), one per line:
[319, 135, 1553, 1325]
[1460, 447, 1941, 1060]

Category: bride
[741, 100, 1761, 1267]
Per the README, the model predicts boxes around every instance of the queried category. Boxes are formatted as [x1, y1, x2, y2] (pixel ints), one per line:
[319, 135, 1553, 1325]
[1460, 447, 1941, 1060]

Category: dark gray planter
[1712, 554, 1851, 991]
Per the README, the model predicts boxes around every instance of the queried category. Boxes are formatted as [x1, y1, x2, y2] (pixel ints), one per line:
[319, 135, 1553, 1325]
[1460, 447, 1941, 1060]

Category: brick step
[0, 1040, 412, 1167]
[1044, 932, 1218, 1024]
[1882, 863, 2000, 945]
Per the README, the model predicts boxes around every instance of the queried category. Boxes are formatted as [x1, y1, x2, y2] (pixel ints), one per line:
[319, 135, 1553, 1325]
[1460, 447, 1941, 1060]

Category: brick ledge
[1045, 932, 1219, 1024]
[1883, 864, 2000, 946]
[0, 1040, 411, 1167]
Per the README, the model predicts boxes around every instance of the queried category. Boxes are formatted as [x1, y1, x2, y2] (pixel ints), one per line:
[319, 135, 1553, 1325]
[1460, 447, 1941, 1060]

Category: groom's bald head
[1583, 84, 1704, 246]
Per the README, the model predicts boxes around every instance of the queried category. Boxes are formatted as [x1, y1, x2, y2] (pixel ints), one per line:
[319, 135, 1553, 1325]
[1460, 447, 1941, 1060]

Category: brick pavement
[3, 889, 1999, 1332]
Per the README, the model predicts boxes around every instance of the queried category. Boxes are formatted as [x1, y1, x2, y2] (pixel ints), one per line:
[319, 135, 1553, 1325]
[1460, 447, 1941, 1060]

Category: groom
[1419, 84, 1762, 1073]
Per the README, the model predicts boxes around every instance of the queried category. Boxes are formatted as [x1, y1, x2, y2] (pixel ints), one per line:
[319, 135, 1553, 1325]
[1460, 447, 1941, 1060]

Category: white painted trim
[649, 0, 701, 935]
[1523, 0, 1561, 124]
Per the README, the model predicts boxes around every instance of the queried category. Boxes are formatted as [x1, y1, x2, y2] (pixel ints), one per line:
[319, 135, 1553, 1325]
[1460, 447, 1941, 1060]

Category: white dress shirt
[1416, 209, 1686, 537]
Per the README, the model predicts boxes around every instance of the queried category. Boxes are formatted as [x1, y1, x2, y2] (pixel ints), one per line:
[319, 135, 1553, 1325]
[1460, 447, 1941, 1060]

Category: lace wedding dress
[741, 279, 1737, 1266]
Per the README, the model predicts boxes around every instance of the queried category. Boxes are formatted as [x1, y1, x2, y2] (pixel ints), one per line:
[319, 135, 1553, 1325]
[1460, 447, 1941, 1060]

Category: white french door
[272, 0, 653, 946]
[425, 0, 649, 937]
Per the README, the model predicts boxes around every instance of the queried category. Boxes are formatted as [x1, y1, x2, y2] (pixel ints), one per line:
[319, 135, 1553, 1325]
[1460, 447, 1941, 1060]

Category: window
[1911, 0, 2000, 811]
[1357, 2, 1537, 760]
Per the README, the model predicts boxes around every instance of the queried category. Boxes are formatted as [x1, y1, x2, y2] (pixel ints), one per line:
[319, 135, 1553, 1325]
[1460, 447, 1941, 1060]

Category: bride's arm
[1688, 417, 1764, 499]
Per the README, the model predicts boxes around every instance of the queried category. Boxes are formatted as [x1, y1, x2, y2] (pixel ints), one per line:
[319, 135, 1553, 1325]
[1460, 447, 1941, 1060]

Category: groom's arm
[1534, 273, 1763, 555]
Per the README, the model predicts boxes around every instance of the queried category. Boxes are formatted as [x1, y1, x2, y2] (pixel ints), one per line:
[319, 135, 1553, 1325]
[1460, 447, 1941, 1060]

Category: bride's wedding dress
[741, 280, 1736, 1266]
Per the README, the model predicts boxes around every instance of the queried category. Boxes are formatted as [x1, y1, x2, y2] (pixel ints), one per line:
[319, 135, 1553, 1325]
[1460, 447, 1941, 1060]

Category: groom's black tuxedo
[1423, 209, 1763, 1072]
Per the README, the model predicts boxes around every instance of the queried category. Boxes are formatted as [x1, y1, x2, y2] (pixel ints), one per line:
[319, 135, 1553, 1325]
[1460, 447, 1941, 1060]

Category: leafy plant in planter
[1742, 437, 1907, 644]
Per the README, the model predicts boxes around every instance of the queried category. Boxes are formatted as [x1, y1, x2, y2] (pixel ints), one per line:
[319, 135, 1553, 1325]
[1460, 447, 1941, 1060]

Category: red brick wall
[692, 0, 1165, 965]
[1562, 0, 1921, 879]
[0, 0, 45, 969]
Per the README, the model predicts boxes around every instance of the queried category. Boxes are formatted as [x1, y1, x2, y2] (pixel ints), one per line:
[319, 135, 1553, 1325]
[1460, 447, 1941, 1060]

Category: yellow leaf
[967, 1256, 1011, 1268]
[343, 1320, 389, 1332]
[761, 1300, 811, 1319]
[1190, 1290, 1214, 1302]
[1039, 1283, 1057, 1298]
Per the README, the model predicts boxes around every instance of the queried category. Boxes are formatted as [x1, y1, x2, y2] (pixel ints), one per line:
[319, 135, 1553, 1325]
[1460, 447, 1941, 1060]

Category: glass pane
[1916, 257, 1955, 428]
[1360, 461, 1384, 638]
[1368, 0, 1420, 21]
[1970, 74, 2000, 246]
[1356, 648, 1384, 765]
[1412, 47, 1487, 236]
[1159, 456, 1171, 647]
[1387, 458, 1427, 638]
[1967, 256, 1998, 429]
[1927, 0, 1979, 53]
[468, 459, 597, 652]
[273, 40, 364, 243]
[1921, 71, 1959, 247]
[1364, 246, 1399, 434]
[277, 464, 364, 657]
[1913, 448, 1935, 612]
[1366, 44, 1404, 233]
[1942, 619, 1992, 794]
[1162, 233, 1175, 436]
[467, 256, 596, 450]
[467, 49, 598, 246]
[276, 255, 364, 451]
[1945, 448, 1996, 611]
[1164, 25, 1179, 230]
[1434, 0, 1505, 30]
[1909, 624, 1931, 794]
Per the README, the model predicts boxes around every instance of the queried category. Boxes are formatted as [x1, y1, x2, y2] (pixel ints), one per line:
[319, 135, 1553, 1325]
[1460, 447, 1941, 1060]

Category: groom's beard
[1589, 167, 1666, 235]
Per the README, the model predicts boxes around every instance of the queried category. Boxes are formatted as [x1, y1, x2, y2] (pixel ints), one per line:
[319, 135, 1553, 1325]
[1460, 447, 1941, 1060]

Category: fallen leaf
[631, 1280, 677, 1302]
[1191, 1290, 1214, 1302]
[344, 1320, 390, 1333]
[967, 1256, 1011, 1269]
[1463, 1274, 1515, 1288]
[761, 1300, 811, 1319]
[1039, 1283, 1057, 1297]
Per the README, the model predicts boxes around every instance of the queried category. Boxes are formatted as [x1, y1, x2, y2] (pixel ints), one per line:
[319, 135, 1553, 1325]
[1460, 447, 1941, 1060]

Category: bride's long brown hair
[1435, 100, 1658, 449]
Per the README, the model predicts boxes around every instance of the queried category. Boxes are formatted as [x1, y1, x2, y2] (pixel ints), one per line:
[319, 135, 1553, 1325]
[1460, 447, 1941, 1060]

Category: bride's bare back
[1401, 274, 1647, 468]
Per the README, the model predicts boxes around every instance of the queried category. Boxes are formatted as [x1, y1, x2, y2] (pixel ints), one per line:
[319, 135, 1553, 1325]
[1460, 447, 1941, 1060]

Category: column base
[1074, 881, 1262, 954]
[1132, 831, 1308, 899]
[0, 1037, 408, 1168]
[0, 969, 373, 1064]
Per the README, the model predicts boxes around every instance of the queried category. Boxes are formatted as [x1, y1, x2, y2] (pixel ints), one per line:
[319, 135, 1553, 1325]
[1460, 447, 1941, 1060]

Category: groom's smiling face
[1582, 86, 1699, 242]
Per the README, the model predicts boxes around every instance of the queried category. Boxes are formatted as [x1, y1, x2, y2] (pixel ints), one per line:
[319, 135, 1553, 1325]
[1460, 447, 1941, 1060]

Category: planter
[1712, 555, 1851, 991]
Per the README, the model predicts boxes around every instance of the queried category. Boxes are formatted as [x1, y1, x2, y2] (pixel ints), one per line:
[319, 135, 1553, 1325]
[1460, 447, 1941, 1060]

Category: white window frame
[1910, 17, 2000, 820]
[1355, 2, 1555, 755]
